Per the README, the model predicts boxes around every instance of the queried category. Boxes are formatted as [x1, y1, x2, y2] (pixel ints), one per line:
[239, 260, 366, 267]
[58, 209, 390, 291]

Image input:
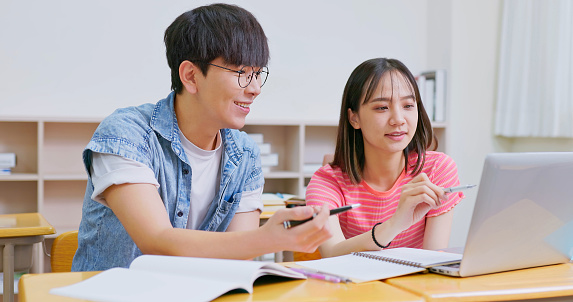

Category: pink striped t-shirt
[305, 151, 463, 249]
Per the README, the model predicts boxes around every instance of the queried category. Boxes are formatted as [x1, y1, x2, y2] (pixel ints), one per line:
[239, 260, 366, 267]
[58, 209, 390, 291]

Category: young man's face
[195, 57, 263, 130]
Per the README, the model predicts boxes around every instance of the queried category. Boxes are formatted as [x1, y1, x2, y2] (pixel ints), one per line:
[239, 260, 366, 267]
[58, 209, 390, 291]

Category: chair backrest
[293, 249, 322, 261]
[50, 230, 78, 272]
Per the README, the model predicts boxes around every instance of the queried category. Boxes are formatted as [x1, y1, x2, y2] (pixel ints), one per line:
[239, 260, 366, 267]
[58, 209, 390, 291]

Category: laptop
[430, 152, 573, 277]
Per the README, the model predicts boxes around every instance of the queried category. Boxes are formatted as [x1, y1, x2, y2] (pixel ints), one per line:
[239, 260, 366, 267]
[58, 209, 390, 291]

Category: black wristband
[371, 222, 391, 249]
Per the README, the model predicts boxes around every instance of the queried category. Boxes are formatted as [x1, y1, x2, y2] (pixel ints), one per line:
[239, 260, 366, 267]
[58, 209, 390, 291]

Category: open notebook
[296, 247, 462, 282]
[50, 255, 306, 302]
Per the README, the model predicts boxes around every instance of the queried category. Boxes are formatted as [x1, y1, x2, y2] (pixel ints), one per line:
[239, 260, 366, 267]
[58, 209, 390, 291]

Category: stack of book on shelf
[0, 153, 16, 175]
[416, 69, 446, 122]
[303, 163, 323, 174]
[247, 133, 278, 173]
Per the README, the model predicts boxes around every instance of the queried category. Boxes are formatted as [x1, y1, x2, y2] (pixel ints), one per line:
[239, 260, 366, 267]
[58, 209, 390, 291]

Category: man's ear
[348, 108, 361, 129]
[179, 60, 199, 94]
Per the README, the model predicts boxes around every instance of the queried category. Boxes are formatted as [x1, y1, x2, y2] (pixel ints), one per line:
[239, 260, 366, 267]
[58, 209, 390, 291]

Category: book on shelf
[303, 163, 323, 174]
[296, 247, 462, 283]
[0, 153, 16, 168]
[260, 153, 279, 167]
[247, 133, 264, 144]
[424, 78, 435, 122]
[262, 204, 286, 212]
[258, 143, 271, 155]
[245, 132, 279, 168]
[418, 70, 447, 122]
[0, 168, 11, 175]
[50, 254, 306, 302]
[433, 70, 446, 122]
[261, 193, 297, 205]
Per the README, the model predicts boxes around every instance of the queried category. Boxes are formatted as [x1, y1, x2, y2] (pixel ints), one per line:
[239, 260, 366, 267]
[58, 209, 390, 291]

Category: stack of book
[416, 70, 446, 122]
[247, 133, 278, 173]
[261, 193, 296, 212]
[261, 193, 305, 212]
[0, 153, 16, 175]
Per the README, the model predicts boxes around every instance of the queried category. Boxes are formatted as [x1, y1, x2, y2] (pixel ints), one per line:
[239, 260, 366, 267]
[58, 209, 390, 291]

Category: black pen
[283, 204, 361, 229]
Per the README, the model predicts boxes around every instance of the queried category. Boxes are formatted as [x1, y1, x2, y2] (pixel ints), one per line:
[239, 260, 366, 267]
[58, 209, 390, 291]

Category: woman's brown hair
[331, 58, 436, 184]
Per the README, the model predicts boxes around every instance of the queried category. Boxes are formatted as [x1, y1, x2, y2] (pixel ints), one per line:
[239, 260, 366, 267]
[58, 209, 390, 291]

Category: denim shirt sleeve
[83, 105, 155, 174]
[243, 138, 264, 192]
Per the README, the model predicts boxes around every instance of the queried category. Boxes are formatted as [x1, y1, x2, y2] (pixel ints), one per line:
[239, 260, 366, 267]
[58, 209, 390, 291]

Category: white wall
[4, 0, 546, 248]
[446, 0, 502, 247]
[0, 0, 428, 121]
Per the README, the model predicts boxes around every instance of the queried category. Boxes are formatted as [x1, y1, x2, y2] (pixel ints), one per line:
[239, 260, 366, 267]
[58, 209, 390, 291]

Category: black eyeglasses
[206, 63, 269, 88]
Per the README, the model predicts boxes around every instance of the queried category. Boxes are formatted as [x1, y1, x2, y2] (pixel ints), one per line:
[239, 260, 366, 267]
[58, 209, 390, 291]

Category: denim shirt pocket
[204, 192, 242, 231]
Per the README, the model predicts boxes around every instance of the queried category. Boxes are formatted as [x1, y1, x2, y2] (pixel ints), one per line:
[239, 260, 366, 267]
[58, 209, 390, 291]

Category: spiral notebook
[296, 247, 462, 282]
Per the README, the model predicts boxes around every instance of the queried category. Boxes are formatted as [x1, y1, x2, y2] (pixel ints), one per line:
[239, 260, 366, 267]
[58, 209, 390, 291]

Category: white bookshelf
[0, 117, 447, 273]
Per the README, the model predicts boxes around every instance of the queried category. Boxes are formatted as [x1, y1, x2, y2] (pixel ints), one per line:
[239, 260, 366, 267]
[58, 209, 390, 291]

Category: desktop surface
[387, 263, 573, 301]
[19, 271, 422, 302]
[19, 263, 573, 302]
[0, 213, 55, 237]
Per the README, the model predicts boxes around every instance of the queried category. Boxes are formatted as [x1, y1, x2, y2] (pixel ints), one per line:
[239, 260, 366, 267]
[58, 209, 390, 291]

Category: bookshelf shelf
[0, 173, 39, 181]
[43, 174, 88, 181]
[263, 171, 300, 179]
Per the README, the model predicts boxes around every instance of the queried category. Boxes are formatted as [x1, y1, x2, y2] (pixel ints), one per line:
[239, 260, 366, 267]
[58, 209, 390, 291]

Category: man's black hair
[164, 3, 270, 93]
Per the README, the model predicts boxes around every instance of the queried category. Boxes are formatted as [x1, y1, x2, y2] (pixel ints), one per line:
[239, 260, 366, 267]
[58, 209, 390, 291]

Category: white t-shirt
[90, 130, 263, 229]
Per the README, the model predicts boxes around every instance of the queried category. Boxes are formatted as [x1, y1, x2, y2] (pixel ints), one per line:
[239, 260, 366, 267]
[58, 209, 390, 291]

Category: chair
[293, 249, 322, 261]
[50, 230, 78, 272]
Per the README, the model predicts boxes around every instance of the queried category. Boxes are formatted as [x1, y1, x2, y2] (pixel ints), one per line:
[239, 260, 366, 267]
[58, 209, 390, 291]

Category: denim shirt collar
[149, 91, 244, 166]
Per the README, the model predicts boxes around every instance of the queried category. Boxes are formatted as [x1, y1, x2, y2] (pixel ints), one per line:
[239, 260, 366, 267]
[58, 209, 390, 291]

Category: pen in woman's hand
[443, 184, 476, 193]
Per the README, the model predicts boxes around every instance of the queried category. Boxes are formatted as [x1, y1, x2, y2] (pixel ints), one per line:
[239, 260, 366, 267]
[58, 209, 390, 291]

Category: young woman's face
[349, 71, 418, 156]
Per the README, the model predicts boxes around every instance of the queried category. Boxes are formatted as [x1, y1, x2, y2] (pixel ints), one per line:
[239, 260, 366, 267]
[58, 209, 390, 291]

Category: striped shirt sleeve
[426, 152, 463, 217]
[306, 165, 345, 210]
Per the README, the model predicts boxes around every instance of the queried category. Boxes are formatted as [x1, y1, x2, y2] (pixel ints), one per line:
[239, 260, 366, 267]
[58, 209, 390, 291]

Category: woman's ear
[348, 108, 361, 129]
[179, 61, 199, 94]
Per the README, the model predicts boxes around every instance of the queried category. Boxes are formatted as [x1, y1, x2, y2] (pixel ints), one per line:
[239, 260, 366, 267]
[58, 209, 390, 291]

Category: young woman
[306, 58, 463, 258]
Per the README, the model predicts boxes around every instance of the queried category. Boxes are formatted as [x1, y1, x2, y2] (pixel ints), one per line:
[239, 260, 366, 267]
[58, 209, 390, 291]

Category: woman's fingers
[403, 173, 446, 207]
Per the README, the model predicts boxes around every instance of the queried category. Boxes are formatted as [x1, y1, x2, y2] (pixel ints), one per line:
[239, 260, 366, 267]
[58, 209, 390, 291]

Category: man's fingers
[273, 206, 316, 223]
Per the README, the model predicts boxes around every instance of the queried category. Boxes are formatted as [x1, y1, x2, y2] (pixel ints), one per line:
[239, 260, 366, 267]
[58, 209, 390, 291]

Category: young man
[72, 4, 331, 271]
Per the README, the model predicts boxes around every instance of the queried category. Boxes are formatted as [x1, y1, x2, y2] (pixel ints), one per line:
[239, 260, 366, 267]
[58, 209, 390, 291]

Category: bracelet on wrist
[371, 222, 392, 249]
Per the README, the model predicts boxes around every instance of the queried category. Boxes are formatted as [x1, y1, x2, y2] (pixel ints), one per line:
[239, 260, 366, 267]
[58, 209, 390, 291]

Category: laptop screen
[458, 152, 573, 277]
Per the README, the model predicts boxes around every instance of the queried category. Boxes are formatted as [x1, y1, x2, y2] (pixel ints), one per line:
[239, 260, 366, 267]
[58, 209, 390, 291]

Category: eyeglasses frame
[205, 63, 269, 88]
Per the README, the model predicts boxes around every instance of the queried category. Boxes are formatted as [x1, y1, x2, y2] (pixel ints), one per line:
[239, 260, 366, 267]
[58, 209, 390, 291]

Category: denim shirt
[71, 91, 264, 271]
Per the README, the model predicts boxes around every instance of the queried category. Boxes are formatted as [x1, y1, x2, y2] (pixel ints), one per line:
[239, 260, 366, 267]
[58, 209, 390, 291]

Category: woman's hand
[388, 173, 446, 233]
[261, 205, 332, 253]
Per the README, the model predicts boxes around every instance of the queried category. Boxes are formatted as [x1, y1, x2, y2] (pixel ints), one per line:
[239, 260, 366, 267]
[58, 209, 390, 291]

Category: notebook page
[296, 254, 425, 282]
[130, 255, 304, 285]
[359, 247, 462, 267]
[51, 255, 306, 302]
[49, 267, 245, 302]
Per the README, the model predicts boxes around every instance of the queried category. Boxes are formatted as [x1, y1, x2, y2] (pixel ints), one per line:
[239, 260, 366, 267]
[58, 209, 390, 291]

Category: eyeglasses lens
[238, 66, 269, 88]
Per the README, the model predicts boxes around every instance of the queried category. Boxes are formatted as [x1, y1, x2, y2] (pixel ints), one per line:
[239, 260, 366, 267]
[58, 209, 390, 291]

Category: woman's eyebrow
[368, 94, 415, 103]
